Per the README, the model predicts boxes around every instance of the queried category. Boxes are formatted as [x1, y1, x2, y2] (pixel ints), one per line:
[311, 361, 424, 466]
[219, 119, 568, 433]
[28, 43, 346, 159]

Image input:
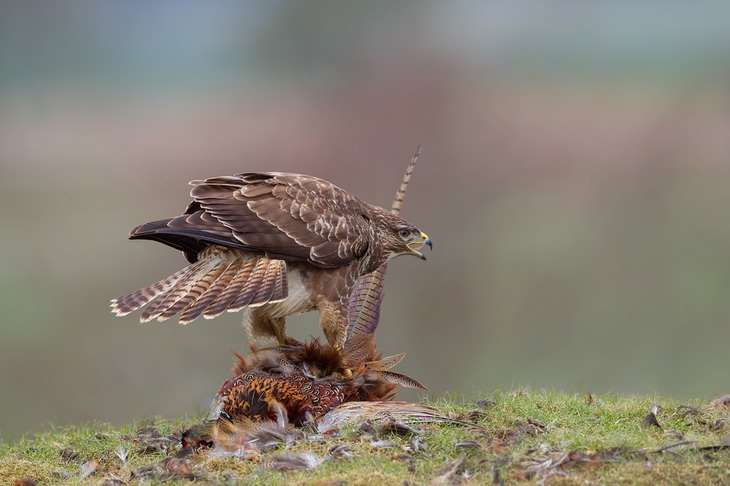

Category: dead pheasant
[210, 333, 426, 427]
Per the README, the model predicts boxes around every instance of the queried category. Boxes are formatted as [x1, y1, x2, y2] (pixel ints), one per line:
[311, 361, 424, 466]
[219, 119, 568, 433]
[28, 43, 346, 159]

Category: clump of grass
[2, 390, 728, 485]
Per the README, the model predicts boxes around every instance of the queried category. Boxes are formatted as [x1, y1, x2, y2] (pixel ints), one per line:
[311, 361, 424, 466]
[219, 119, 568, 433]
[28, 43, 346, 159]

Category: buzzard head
[376, 211, 432, 262]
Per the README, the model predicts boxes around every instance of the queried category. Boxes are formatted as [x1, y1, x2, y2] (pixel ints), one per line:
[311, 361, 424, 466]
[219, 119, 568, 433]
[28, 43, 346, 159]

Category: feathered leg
[316, 300, 349, 351]
[244, 309, 296, 346]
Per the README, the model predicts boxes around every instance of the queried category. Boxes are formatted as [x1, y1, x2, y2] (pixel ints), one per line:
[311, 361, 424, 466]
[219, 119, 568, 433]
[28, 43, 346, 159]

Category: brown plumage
[209, 335, 426, 427]
[111, 166, 431, 349]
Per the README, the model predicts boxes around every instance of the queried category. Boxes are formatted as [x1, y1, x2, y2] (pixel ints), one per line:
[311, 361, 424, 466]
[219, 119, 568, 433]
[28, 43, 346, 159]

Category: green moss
[1, 391, 728, 485]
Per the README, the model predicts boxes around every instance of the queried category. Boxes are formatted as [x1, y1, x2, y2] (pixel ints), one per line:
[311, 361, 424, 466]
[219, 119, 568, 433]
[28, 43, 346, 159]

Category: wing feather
[179, 259, 242, 323]
[130, 173, 375, 269]
[378, 370, 428, 391]
[139, 260, 207, 322]
[247, 260, 280, 308]
[228, 258, 269, 311]
[365, 353, 406, 371]
[204, 258, 257, 318]
[113, 248, 291, 324]
[158, 259, 228, 322]
[111, 265, 190, 316]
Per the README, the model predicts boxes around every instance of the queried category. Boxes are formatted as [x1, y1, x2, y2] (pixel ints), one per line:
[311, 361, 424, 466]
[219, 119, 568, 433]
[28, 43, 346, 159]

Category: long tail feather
[346, 146, 421, 341]
[390, 144, 420, 214]
[346, 264, 387, 339]
[317, 400, 478, 433]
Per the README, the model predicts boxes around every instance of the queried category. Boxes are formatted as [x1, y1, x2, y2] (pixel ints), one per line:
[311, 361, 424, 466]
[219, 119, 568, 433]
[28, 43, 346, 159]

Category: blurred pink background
[2, 2, 730, 440]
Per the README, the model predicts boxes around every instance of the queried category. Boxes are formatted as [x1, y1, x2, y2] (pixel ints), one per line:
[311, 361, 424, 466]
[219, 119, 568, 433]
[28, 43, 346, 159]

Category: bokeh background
[2, 1, 730, 441]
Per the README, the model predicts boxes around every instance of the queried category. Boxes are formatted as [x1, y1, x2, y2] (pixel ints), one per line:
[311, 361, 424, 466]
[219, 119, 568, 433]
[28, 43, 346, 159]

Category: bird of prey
[111, 154, 431, 350]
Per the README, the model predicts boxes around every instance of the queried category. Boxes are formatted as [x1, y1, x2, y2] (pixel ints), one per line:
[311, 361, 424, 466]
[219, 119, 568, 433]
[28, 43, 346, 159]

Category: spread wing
[130, 173, 372, 268]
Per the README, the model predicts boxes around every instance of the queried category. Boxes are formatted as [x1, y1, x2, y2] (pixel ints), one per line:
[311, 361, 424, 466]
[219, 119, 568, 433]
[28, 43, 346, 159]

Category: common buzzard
[111, 166, 431, 350]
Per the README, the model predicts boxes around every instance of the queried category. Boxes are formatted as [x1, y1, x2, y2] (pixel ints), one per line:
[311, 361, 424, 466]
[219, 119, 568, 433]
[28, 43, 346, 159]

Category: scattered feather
[370, 439, 397, 449]
[378, 418, 423, 437]
[59, 448, 79, 463]
[407, 434, 427, 454]
[455, 440, 481, 449]
[493, 468, 504, 486]
[209, 419, 303, 458]
[305, 434, 328, 445]
[50, 470, 70, 480]
[129, 426, 177, 454]
[432, 453, 469, 485]
[114, 445, 129, 466]
[641, 403, 662, 429]
[457, 410, 488, 424]
[328, 443, 354, 459]
[260, 451, 323, 471]
[161, 457, 197, 481]
[79, 458, 99, 480]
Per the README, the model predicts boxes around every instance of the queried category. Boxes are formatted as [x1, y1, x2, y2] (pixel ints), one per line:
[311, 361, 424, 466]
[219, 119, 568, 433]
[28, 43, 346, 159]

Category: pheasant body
[215, 368, 352, 426]
[206, 335, 423, 428]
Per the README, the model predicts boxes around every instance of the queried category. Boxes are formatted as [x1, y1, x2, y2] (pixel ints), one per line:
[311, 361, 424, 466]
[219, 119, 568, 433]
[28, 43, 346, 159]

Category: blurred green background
[2, 1, 730, 441]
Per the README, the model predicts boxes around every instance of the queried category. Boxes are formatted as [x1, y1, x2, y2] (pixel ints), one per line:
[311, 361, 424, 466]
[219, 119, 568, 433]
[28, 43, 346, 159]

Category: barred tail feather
[318, 400, 481, 433]
[347, 265, 387, 340]
[204, 259, 257, 318]
[229, 258, 269, 311]
[140, 260, 207, 322]
[157, 259, 228, 322]
[269, 264, 288, 304]
[110, 247, 290, 324]
[250, 260, 288, 307]
[179, 259, 241, 323]
[247, 260, 278, 308]
[110, 264, 191, 316]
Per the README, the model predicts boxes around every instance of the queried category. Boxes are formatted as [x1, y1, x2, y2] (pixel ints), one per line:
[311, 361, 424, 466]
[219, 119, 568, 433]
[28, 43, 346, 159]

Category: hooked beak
[407, 232, 433, 260]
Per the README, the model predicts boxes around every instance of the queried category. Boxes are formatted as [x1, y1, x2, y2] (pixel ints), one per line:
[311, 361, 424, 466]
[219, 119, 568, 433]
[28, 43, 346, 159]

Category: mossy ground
[2, 390, 728, 485]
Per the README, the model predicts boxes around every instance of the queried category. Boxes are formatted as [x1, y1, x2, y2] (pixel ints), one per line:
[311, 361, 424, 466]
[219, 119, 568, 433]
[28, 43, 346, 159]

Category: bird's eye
[399, 228, 410, 238]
